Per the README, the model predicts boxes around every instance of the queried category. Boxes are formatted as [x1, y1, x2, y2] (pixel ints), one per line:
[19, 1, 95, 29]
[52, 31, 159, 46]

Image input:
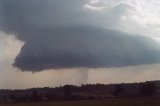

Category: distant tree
[113, 84, 124, 98]
[3, 95, 7, 102]
[63, 85, 72, 100]
[46, 92, 56, 100]
[140, 82, 156, 96]
[32, 90, 38, 101]
[25, 94, 30, 102]
[9, 94, 15, 101]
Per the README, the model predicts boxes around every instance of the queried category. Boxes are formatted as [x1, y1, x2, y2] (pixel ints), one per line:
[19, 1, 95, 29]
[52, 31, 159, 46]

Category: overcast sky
[1, 0, 160, 89]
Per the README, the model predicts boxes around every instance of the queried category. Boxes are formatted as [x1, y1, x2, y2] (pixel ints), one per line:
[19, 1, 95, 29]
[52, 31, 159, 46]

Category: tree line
[0, 81, 159, 102]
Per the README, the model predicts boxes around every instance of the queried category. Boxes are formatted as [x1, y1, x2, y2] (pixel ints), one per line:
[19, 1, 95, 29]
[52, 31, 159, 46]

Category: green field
[1, 97, 160, 106]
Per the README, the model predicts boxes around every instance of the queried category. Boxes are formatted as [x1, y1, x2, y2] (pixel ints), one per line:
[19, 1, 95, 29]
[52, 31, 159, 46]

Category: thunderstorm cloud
[0, 0, 160, 71]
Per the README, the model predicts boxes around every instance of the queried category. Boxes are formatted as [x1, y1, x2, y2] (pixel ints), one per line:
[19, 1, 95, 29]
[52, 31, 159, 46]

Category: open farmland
[0, 97, 160, 106]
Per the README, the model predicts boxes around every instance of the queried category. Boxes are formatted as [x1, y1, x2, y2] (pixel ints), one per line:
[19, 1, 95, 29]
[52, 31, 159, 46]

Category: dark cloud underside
[14, 26, 160, 71]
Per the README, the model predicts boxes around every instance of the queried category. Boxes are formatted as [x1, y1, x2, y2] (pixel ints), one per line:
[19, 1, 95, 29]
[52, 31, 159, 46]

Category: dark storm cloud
[1, 0, 160, 71]
[13, 26, 160, 71]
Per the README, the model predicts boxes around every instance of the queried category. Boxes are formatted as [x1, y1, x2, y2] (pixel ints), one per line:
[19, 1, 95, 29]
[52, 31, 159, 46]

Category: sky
[1, 0, 160, 89]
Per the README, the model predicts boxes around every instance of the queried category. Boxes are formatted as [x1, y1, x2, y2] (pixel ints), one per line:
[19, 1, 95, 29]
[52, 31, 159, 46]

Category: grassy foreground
[0, 97, 160, 106]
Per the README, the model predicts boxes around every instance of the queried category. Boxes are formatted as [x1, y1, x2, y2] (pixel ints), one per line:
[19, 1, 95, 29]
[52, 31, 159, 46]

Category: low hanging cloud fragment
[0, 0, 160, 71]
